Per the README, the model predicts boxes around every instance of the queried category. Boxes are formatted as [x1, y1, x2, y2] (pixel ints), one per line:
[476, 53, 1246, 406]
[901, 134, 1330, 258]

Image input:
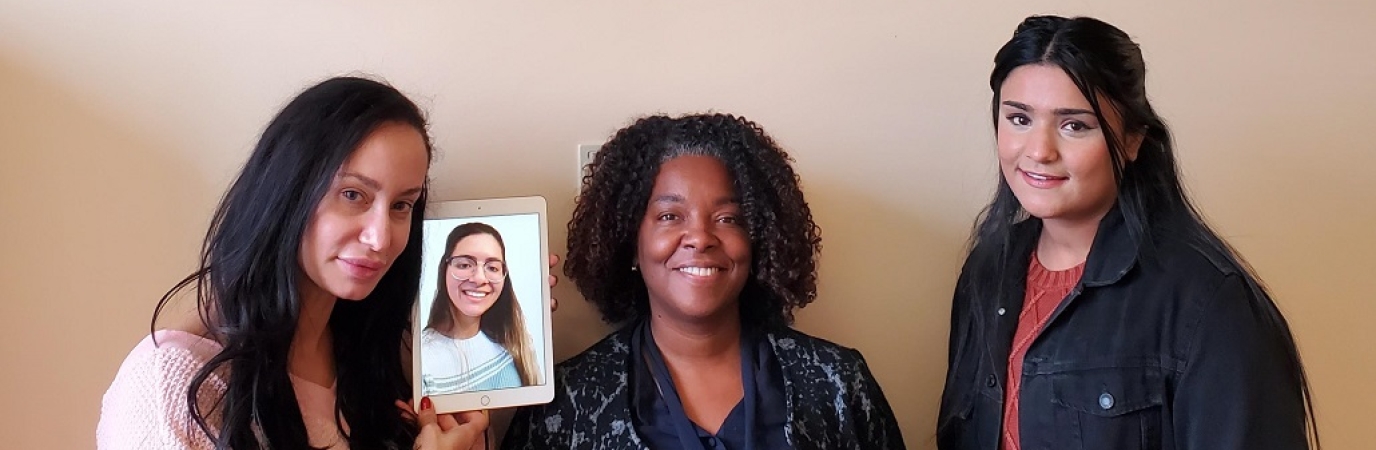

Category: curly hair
[565, 113, 821, 330]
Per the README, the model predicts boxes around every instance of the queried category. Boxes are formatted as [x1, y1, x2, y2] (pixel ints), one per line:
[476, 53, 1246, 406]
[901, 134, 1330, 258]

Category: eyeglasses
[444, 255, 507, 282]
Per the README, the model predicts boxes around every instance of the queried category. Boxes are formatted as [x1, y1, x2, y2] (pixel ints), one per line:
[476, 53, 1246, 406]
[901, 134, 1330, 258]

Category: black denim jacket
[937, 207, 1308, 450]
[502, 323, 905, 450]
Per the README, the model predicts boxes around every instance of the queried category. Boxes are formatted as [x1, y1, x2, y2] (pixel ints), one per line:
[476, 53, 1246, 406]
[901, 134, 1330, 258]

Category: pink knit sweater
[97, 330, 349, 449]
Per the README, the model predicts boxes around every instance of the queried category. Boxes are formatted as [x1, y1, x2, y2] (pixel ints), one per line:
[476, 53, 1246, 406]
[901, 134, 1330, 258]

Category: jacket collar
[1080, 203, 1141, 286]
[1014, 202, 1141, 287]
[986, 203, 1142, 390]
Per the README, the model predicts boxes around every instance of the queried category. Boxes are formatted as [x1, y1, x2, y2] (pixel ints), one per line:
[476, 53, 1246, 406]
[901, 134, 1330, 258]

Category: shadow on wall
[543, 192, 616, 363]
[0, 55, 213, 448]
[795, 178, 970, 450]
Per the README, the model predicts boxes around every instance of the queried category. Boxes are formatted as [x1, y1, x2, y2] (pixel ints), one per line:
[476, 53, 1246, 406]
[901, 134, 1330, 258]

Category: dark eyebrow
[1001, 101, 1095, 116]
[340, 171, 423, 197]
[651, 194, 685, 204]
[340, 172, 382, 190]
[650, 194, 741, 206]
[1002, 100, 1032, 111]
[1054, 107, 1096, 116]
[450, 254, 505, 264]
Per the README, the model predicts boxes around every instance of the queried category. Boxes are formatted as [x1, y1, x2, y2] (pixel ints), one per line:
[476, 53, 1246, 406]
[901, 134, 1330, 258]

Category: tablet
[412, 196, 553, 412]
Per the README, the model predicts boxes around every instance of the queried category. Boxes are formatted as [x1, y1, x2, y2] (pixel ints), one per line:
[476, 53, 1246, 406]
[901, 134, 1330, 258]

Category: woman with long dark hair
[421, 222, 540, 395]
[938, 15, 1319, 450]
[99, 76, 488, 449]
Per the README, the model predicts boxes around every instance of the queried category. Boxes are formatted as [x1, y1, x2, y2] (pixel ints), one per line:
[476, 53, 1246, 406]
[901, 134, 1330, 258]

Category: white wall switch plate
[577, 143, 601, 188]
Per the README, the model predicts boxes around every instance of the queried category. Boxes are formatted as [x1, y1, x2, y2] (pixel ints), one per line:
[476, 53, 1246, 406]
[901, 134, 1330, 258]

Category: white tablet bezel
[412, 196, 554, 413]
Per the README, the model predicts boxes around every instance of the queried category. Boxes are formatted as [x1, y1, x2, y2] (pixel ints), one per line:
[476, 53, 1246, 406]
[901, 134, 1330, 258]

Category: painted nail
[420, 396, 433, 411]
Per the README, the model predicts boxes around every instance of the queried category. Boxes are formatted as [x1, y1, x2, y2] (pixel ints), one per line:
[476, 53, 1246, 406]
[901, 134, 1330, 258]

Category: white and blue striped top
[420, 328, 522, 395]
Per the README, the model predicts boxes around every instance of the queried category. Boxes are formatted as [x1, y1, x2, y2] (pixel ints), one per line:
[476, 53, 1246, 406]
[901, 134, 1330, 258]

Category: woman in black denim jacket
[503, 113, 904, 450]
[937, 15, 1319, 450]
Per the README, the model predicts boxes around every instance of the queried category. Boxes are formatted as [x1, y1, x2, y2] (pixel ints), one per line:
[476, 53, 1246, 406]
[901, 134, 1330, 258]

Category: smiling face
[636, 155, 752, 324]
[445, 232, 507, 319]
[997, 64, 1140, 226]
[298, 122, 429, 302]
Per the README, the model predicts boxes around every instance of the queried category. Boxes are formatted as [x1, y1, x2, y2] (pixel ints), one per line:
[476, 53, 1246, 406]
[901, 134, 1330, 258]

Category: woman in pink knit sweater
[98, 77, 488, 449]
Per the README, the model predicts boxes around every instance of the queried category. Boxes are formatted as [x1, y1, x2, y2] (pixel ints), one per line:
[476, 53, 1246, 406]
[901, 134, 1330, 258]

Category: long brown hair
[424, 222, 539, 385]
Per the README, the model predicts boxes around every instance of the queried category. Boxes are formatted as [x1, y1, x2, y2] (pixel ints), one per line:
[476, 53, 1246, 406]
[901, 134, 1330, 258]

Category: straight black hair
[152, 76, 432, 449]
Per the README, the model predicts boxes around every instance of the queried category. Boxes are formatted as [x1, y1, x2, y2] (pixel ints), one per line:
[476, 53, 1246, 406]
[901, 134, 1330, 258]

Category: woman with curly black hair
[502, 113, 904, 450]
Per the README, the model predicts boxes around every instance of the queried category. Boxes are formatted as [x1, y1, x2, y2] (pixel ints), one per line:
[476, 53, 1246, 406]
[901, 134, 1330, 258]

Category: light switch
[577, 144, 601, 187]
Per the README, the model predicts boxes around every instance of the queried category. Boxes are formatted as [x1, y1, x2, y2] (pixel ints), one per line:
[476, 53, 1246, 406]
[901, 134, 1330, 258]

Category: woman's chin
[453, 303, 492, 319]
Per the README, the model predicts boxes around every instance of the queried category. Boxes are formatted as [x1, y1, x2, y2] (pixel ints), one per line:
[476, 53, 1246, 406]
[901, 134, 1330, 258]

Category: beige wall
[2, 1, 1372, 448]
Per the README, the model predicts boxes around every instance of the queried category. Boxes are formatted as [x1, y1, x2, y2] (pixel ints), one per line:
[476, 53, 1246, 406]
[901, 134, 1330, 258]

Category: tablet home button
[481, 395, 491, 406]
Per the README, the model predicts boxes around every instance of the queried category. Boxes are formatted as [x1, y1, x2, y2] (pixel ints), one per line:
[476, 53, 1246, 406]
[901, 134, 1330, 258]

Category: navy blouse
[630, 322, 791, 450]
[501, 322, 906, 450]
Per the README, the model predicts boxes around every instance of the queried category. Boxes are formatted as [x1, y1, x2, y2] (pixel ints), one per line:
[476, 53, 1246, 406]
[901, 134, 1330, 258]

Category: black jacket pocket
[1049, 366, 1165, 449]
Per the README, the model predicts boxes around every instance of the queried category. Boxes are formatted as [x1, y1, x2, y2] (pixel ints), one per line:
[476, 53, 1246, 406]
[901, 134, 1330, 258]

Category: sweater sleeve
[97, 333, 226, 450]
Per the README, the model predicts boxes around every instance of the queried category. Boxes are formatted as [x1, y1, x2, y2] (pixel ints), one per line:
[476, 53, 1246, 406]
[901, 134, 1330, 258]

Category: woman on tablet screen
[421, 222, 540, 395]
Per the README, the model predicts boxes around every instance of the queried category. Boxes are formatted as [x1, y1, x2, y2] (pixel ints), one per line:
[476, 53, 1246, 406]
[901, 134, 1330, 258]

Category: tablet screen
[416, 213, 546, 396]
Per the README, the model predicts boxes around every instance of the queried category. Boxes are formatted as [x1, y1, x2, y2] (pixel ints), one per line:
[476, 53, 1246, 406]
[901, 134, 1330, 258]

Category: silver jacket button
[1099, 392, 1115, 410]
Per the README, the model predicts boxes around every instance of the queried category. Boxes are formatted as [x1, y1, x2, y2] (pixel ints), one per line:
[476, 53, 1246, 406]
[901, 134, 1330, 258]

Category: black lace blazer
[502, 324, 905, 450]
